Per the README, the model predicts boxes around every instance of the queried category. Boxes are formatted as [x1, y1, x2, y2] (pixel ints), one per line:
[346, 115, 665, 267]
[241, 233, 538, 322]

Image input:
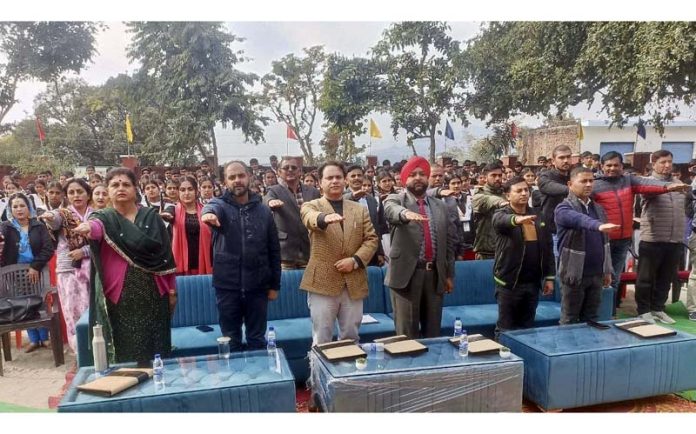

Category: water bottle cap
[154, 354, 160, 358]
[269, 326, 275, 331]
[455, 317, 460, 321]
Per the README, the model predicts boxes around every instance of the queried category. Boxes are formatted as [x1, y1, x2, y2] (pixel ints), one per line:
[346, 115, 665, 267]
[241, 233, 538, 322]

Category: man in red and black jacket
[591, 151, 685, 312]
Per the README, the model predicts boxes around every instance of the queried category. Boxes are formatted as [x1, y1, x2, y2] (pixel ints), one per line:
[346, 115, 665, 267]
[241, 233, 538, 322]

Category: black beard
[232, 186, 249, 197]
[407, 183, 427, 196]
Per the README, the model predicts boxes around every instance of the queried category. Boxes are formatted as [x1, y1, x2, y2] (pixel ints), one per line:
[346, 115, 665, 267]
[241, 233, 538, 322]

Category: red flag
[510, 122, 518, 139]
[286, 124, 298, 141]
[35, 117, 46, 141]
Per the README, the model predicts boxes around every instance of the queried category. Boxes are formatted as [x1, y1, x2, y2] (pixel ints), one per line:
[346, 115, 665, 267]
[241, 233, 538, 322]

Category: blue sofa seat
[385, 260, 614, 338]
[77, 266, 396, 384]
[76, 260, 615, 382]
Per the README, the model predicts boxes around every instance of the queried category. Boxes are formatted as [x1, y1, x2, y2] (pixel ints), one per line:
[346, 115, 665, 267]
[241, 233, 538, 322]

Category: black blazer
[0, 218, 55, 271]
[263, 183, 320, 264]
[344, 190, 386, 264]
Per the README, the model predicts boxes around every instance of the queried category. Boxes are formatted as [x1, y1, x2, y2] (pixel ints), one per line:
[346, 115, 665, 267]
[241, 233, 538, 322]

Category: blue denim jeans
[27, 328, 49, 344]
[610, 238, 632, 312]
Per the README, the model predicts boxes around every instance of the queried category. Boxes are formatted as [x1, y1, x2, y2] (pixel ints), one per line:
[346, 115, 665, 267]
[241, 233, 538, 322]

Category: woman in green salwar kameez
[76, 168, 177, 366]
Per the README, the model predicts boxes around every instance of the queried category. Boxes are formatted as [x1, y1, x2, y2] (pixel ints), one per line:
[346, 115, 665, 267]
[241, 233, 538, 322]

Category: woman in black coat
[0, 193, 55, 352]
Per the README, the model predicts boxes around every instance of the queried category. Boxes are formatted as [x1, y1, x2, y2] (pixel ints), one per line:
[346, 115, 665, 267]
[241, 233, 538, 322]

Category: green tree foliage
[320, 55, 380, 132]
[0, 118, 70, 175]
[32, 76, 139, 166]
[318, 126, 365, 163]
[0, 22, 102, 129]
[126, 22, 267, 167]
[262, 46, 326, 165]
[469, 123, 516, 163]
[372, 21, 467, 163]
[463, 22, 696, 133]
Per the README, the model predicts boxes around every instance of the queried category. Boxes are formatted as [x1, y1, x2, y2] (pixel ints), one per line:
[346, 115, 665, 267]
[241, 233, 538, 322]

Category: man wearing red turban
[383, 156, 456, 338]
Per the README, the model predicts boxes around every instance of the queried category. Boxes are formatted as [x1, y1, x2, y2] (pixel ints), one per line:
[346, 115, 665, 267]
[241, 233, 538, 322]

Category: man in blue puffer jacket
[202, 160, 281, 351]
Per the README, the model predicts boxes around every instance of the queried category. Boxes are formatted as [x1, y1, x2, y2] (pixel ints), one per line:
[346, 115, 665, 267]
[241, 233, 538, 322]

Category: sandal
[25, 343, 40, 353]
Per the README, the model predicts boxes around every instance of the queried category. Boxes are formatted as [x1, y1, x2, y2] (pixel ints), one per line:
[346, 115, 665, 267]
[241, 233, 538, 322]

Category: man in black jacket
[538, 144, 572, 256]
[263, 156, 320, 269]
[202, 161, 281, 352]
[492, 176, 555, 340]
[344, 164, 386, 266]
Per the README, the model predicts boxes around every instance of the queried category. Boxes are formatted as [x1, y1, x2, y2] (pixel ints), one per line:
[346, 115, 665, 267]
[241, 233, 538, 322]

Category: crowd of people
[0, 146, 695, 366]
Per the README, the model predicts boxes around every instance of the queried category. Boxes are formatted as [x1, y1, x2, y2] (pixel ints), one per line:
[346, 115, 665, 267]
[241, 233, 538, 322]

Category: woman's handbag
[0, 295, 43, 324]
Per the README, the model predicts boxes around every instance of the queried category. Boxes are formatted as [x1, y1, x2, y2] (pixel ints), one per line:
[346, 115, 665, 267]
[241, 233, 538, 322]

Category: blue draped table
[310, 337, 523, 412]
[58, 350, 296, 412]
[500, 320, 696, 411]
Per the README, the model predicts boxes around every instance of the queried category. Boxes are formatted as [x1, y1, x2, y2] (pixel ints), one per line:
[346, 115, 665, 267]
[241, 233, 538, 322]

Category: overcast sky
[5, 1, 696, 163]
[8, 21, 491, 163]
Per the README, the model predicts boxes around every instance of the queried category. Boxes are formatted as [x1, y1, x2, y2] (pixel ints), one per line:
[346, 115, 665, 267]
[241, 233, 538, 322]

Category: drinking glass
[217, 336, 231, 359]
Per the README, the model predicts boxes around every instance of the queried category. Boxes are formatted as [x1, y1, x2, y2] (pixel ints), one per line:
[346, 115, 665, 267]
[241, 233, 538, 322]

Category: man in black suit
[344, 164, 386, 266]
[263, 156, 321, 269]
[384, 157, 456, 338]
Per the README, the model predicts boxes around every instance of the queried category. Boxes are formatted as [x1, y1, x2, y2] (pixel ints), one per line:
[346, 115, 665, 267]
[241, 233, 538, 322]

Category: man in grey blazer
[384, 156, 456, 338]
[263, 156, 321, 269]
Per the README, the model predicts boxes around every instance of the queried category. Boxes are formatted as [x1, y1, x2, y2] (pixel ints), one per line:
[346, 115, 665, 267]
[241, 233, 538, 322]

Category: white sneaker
[651, 311, 676, 325]
[639, 313, 656, 324]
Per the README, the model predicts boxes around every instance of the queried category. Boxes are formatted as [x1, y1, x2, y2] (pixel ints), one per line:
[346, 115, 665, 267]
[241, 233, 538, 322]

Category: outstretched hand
[324, 213, 344, 224]
[598, 223, 620, 233]
[201, 213, 220, 227]
[402, 211, 428, 222]
[268, 199, 284, 209]
[666, 183, 690, 193]
[514, 215, 537, 225]
[74, 222, 91, 237]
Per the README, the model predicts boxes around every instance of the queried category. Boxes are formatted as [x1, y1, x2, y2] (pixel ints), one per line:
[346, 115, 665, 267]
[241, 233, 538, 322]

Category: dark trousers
[390, 268, 442, 339]
[494, 283, 540, 341]
[635, 241, 681, 315]
[215, 289, 268, 351]
[671, 244, 687, 303]
[560, 275, 603, 324]
[609, 238, 632, 312]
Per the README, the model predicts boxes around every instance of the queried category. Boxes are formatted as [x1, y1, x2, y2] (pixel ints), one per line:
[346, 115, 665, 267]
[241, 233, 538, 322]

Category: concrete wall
[581, 121, 696, 159]
[518, 121, 696, 165]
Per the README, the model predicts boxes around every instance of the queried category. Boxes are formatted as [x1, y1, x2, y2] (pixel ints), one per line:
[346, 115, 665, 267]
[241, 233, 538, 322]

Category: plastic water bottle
[360, 342, 385, 354]
[453, 317, 463, 338]
[267, 326, 277, 352]
[92, 324, 108, 374]
[153, 354, 164, 386]
[459, 329, 469, 357]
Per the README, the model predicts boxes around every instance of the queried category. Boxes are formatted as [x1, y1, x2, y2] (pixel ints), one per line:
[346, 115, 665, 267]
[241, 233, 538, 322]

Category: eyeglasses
[281, 165, 299, 171]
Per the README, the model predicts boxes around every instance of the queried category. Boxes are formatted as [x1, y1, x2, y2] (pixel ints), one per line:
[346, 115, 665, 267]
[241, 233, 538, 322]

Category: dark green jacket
[472, 184, 506, 255]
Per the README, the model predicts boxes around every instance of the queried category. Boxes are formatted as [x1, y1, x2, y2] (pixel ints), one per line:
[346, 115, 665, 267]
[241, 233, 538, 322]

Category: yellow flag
[577, 123, 584, 141]
[369, 119, 382, 139]
[125, 114, 134, 144]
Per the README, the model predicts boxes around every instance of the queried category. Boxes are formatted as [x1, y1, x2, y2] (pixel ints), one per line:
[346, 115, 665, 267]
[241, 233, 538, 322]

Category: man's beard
[232, 185, 249, 197]
[407, 182, 427, 196]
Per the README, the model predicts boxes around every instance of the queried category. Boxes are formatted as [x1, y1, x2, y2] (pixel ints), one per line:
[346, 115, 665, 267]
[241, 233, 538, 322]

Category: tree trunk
[407, 137, 418, 156]
[429, 130, 437, 163]
[53, 79, 68, 119]
[210, 127, 219, 168]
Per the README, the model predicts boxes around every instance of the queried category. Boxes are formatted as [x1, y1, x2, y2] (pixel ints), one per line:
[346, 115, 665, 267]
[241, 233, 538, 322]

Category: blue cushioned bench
[384, 260, 615, 337]
[76, 266, 396, 383]
[76, 260, 615, 383]
[500, 320, 696, 411]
